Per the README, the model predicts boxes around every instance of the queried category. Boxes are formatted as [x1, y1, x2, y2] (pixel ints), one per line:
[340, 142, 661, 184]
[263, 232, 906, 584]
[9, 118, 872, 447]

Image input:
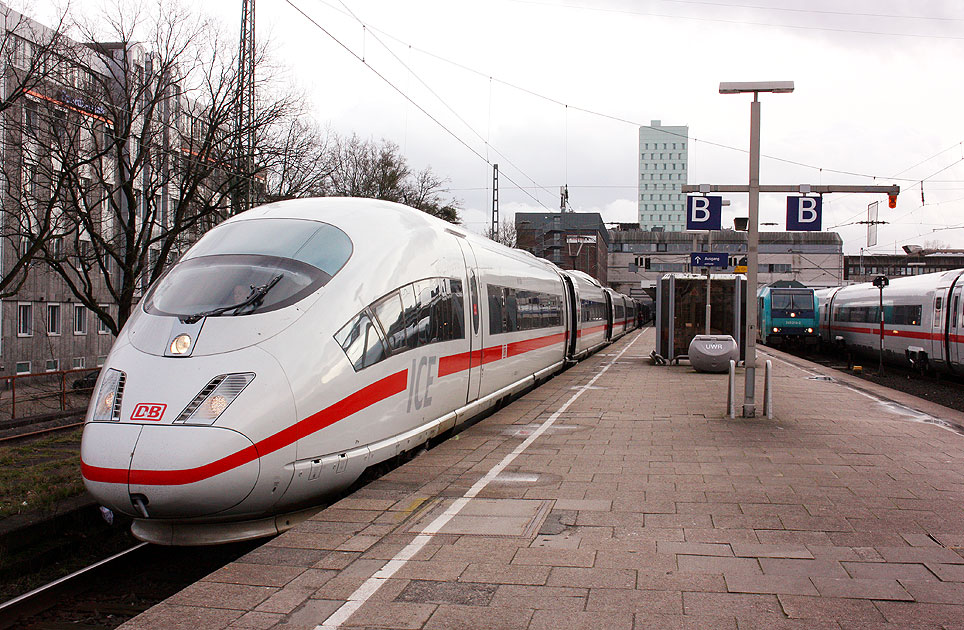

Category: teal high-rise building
[638, 120, 688, 231]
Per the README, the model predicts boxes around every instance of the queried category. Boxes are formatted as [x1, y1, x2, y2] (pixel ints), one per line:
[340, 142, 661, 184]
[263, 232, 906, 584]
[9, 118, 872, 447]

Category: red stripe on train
[81, 369, 409, 486]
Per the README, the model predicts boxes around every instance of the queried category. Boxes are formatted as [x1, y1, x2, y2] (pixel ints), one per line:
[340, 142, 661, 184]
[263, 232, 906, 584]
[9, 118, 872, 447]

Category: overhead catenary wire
[604, 0, 964, 22]
[309, 0, 964, 186]
[298, 0, 964, 246]
[509, 0, 964, 41]
[283, 0, 555, 212]
[331, 0, 558, 208]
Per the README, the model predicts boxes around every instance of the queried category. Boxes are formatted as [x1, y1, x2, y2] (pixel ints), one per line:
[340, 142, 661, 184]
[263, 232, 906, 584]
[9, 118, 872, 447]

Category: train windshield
[771, 291, 814, 313]
[144, 219, 352, 319]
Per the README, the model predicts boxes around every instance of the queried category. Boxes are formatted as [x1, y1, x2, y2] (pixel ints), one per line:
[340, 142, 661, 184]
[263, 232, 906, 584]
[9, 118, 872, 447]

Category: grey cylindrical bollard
[728, 359, 736, 419]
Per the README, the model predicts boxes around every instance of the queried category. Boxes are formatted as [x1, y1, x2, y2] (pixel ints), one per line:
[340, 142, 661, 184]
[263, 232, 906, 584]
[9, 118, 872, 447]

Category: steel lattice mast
[234, 0, 256, 214]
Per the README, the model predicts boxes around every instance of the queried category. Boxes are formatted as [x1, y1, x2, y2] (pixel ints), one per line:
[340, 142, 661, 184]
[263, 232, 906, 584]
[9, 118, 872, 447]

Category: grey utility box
[688, 335, 739, 373]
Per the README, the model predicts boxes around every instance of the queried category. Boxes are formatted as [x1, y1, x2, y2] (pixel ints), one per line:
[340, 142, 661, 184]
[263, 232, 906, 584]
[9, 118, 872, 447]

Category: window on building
[72, 357, 87, 369]
[45, 359, 59, 372]
[97, 305, 111, 334]
[47, 304, 61, 336]
[18, 303, 32, 337]
[25, 100, 39, 133]
[16, 361, 30, 375]
[74, 304, 88, 335]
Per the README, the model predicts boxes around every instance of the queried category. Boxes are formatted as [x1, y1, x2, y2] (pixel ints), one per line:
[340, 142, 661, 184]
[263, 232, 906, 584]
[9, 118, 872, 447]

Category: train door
[932, 293, 945, 364]
[457, 240, 484, 403]
[949, 285, 963, 368]
[604, 291, 614, 341]
[562, 274, 578, 360]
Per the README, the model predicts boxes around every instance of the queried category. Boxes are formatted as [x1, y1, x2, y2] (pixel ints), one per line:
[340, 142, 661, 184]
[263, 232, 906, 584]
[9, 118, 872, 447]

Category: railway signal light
[888, 194, 897, 209]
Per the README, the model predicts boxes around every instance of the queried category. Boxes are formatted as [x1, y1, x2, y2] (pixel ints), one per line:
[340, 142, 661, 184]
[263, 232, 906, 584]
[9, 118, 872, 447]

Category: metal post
[491, 164, 499, 237]
[878, 285, 885, 376]
[763, 360, 773, 419]
[743, 95, 761, 417]
[705, 231, 712, 335]
[727, 359, 736, 419]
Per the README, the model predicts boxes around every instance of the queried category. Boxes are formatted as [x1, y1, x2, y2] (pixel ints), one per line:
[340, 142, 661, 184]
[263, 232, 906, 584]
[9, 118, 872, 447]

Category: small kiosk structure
[655, 273, 748, 363]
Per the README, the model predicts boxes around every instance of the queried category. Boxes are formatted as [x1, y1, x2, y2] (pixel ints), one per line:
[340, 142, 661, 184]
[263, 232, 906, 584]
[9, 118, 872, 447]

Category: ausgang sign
[786, 196, 822, 231]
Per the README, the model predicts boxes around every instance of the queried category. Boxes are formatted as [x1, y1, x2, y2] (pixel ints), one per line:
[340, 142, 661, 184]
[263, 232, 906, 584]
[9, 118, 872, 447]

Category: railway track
[0, 420, 84, 445]
[0, 537, 263, 629]
[0, 542, 149, 629]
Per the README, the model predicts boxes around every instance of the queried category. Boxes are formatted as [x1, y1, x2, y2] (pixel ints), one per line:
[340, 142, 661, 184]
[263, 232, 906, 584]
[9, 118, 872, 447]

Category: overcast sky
[31, 0, 964, 254]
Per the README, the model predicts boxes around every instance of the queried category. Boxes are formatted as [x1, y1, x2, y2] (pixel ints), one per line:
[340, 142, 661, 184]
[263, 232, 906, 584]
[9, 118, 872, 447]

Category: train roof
[831, 268, 964, 301]
[231, 197, 560, 271]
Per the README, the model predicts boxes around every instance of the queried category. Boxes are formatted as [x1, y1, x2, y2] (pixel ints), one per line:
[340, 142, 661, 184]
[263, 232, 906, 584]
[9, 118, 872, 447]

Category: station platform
[120, 327, 964, 630]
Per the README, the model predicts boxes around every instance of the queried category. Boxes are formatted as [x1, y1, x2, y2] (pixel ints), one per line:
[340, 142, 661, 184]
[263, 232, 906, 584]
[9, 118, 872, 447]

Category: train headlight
[772, 327, 779, 333]
[91, 369, 126, 422]
[807, 328, 814, 333]
[790, 312, 796, 318]
[170, 334, 192, 355]
[208, 395, 229, 416]
[175, 373, 255, 425]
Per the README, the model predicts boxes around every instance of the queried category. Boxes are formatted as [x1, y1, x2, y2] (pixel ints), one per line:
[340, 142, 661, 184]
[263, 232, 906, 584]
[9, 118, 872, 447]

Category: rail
[0, 543, 149, 629]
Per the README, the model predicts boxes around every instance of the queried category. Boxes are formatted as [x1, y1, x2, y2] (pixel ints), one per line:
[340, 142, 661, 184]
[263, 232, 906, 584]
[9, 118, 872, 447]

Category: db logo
[131, 403, 167, 422]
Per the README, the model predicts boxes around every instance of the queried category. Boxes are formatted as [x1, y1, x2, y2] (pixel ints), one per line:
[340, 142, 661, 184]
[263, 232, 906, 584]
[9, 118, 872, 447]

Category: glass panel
[373, 292, 407, 353]
[146, 255, 323, 319]
[185, 218, 352, 276]
[334, 311, 386, 371]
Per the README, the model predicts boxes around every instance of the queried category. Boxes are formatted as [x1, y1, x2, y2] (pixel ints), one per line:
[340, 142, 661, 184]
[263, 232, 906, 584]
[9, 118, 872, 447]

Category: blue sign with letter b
[686, 196, 722, 231]
[787, 196, 822, 231]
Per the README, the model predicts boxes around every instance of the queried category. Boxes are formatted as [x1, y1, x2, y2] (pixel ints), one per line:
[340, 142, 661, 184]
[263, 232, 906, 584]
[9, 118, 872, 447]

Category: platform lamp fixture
[719, 80, 795, 418]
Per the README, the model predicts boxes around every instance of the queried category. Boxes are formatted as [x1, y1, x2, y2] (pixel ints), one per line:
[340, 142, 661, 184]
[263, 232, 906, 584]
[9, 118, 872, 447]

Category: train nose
[83, 423, 260, 519]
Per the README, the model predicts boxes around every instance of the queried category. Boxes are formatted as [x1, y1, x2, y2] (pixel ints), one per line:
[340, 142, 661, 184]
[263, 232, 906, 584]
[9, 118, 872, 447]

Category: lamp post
[719, 81, 794, 417]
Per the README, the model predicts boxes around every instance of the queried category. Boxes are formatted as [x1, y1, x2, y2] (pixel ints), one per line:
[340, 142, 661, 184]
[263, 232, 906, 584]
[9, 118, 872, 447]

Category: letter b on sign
[786, 196, 822, 231]
[686, 196, 722, 231]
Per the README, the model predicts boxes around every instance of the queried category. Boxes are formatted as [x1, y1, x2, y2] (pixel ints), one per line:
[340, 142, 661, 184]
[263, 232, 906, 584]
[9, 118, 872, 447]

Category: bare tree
[0, 3, 72, 297]
[324, 133, 461, 223]
[484, 221, 517, 247]
[29, 1, 302, 334]
[259, 117, 331, 202]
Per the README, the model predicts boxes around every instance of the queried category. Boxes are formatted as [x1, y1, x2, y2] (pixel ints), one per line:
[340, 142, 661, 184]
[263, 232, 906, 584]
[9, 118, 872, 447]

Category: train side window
[892, 305, 922, 326]
[469, 274, 480, 335]
[487, 285, 504, 334]
[399, 284, 419, 351]
[444, 279, 465, 341]
[413, 280, 436, 346]
[335, 310, 387, 371]
[504, 288, 518, 333]
[373, 292, 407, 354]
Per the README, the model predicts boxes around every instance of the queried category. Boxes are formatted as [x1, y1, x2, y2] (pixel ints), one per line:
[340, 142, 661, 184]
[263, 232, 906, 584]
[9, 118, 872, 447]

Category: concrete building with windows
[638, 120, 688, 232]
[0, 4, 207, 381]
[515, 212, 610, 285]
[844, 251, 964, 283]
[608, 228, 844, 299]
[1, 6, 116, 378]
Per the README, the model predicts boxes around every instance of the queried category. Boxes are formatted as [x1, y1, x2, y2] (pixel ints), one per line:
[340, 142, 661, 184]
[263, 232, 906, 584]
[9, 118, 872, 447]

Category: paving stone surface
[119, 329, 964, 629]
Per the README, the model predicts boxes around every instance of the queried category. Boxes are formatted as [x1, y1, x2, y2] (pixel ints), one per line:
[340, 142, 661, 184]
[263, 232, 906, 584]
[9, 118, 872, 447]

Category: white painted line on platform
[314, 330, 643, 630]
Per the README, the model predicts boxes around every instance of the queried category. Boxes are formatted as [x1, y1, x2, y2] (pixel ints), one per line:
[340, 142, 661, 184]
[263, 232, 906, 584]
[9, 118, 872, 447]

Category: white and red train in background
[817, 268, 964, 372]
[81, 198, 640, 545]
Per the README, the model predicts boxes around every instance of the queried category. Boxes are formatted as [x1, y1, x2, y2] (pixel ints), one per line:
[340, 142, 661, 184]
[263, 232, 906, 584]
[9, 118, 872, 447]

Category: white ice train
[817, 268, 964, 372]
[81, 198, 639, 545]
